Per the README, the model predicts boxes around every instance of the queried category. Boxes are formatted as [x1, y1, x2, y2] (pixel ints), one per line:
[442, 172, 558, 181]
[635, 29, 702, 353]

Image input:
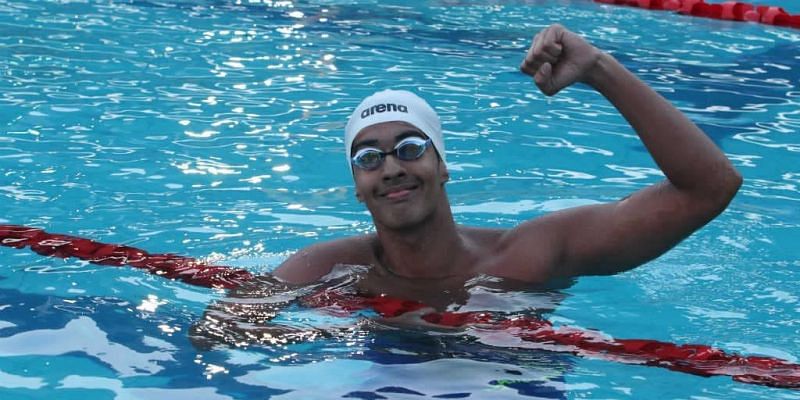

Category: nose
[381, 153, 407, 181]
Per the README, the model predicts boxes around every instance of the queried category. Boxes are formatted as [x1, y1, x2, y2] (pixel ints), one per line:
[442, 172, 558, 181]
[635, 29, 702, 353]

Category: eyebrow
[352, 130, 426, 152]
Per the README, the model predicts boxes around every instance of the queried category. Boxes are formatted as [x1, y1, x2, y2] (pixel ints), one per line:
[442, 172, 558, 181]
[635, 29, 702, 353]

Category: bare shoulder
[472, 215, 565, 282]
[459, 226, 505, 246]
[458, 210, 612, 283]
[487, 202, 630, 282]
[272, 234, 377, 284]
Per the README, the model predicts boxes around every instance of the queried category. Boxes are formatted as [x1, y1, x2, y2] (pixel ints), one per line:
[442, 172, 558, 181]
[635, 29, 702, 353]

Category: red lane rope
[2, 224, 799, 389]
[594, 0, 800, 29]
[303, 290, 800, 389]
[0, 224, 253, 289]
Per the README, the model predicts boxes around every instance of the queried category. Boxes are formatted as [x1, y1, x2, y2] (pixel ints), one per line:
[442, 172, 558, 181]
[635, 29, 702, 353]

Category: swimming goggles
[351, 137, 432, 171]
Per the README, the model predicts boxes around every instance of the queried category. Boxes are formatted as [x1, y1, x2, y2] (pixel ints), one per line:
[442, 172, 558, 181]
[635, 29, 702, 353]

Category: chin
[372, 207, 429, 231]
[366, 188, 442, 231]
[382, 217, 423, 231]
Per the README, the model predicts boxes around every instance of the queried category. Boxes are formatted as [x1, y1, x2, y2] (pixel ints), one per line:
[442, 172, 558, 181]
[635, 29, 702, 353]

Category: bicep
[555, 181, 723, 277]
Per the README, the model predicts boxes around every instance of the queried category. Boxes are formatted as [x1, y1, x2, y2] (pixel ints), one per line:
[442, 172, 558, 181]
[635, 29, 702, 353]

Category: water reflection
[187, 266, 573, 398]
[1, 0, 799, 398]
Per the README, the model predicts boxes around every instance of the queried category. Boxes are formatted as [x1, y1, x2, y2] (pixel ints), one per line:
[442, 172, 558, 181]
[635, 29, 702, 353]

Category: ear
[438, 160, 449, 184]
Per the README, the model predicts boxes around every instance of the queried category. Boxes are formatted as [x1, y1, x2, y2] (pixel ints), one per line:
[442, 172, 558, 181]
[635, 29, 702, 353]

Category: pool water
[1, 0, 799, 399]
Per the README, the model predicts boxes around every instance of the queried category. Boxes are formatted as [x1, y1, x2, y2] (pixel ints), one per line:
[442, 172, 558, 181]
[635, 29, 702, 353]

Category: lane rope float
[594, 0, 800, 29]
[0, 224, 252, 289]
[1, 224, 799, 389]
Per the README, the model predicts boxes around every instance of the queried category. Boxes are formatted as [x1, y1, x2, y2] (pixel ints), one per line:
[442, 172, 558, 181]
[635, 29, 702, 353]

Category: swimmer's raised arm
[507, 24, 742, 279]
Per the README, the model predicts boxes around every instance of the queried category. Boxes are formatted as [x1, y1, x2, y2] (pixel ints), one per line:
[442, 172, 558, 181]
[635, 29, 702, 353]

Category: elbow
[721, 166, 743, 203]
[706, 165, 742, 216]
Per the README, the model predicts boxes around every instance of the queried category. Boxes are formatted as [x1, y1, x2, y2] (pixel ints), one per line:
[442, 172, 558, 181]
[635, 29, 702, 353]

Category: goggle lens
[352, 137, 432, 171]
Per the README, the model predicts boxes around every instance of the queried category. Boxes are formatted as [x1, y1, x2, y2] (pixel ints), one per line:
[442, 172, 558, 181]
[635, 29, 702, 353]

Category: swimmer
[189, 23, 743, 346]
[271, 24, 743, 301]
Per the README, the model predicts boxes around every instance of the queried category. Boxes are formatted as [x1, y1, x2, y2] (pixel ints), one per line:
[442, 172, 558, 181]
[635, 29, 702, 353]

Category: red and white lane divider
[304, 290, 800, 389]
[2, 224, 799, 389]
[0, 224, 252, 289]
[595, 0, 800, 29]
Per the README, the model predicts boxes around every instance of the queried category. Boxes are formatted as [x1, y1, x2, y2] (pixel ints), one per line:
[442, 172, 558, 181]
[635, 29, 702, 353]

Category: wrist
[583, 51, 618, 93]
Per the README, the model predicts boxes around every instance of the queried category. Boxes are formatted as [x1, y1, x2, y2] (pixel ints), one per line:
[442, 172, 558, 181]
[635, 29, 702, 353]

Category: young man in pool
[271, 24, 742, 299]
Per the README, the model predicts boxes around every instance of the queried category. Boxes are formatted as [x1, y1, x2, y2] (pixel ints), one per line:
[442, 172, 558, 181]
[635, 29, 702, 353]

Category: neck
[373, 198, 472, 280]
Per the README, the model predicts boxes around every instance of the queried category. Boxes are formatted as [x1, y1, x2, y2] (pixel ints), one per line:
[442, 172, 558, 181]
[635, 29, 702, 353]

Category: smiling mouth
[381, 184, 419, 200]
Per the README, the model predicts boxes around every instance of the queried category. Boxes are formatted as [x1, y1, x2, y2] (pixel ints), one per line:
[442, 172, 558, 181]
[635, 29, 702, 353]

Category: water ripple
[1, 1, 799, 398]
[0, 316, 173, 377]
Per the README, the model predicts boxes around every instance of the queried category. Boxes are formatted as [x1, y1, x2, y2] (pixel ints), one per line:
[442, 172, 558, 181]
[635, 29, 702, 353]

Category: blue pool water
[1, 0, 799, 399]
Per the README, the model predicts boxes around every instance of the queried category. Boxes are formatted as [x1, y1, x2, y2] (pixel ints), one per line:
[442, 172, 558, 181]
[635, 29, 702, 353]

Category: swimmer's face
[351, 121, 449, 230]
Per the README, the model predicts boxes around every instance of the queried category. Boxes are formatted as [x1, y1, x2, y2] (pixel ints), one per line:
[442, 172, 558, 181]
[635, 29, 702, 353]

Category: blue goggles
[351, 137, 433, 171]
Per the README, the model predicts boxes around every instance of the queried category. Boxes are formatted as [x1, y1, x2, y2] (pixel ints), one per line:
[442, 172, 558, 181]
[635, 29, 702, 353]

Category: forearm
[585, 53, 742, 198]
[189, 276, 313, 348]
[190, 310, 325, 348]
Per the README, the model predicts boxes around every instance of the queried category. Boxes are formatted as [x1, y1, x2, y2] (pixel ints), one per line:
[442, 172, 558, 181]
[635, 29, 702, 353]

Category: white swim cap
[344, 89, 445, 170]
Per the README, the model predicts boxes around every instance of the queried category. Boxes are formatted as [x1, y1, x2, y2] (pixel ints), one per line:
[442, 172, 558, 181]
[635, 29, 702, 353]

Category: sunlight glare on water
[0, 0, 799, 399]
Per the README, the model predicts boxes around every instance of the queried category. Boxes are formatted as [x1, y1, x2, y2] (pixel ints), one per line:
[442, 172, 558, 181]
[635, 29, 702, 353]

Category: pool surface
[1, 0, 799, 399]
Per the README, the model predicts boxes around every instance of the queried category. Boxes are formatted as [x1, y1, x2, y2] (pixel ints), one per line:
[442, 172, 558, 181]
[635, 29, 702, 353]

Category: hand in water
[520, 24, 603, 96]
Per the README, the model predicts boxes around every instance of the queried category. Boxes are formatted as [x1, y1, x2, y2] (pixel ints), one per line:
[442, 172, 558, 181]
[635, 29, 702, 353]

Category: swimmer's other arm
[273, 235, 373, 284]
[508, 24, 742, 279]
